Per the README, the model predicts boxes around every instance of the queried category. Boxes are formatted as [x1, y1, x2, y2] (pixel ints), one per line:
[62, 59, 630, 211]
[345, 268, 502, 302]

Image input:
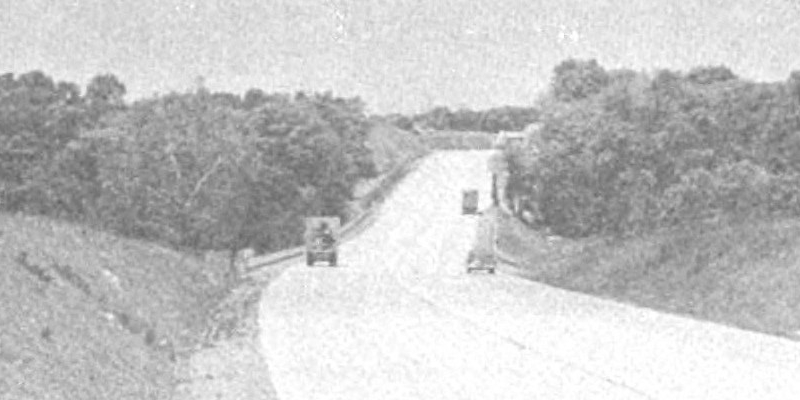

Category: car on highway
[466, 249, 496, 274]
[462, 189, 479, 215]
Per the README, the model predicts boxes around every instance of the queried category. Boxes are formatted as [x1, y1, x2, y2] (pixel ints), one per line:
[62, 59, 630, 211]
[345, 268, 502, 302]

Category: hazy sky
[1, 0, 799, 114]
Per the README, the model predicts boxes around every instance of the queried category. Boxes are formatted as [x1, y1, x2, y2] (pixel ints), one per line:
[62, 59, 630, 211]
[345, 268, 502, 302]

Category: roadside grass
[0, 212, 231, 399]
[492, 208, 800, 339]
[366, 122, 428, 174]
[353, 122, 429, 199]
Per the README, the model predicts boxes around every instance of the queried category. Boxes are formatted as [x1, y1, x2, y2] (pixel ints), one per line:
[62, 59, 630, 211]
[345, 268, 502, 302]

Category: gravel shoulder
[173, 261, 289, 400]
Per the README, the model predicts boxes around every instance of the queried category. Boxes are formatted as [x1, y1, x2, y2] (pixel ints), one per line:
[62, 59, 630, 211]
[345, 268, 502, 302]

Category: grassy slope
[353, 122, 428, 199]
[0, 213, 230, 399]
[367, 122, 428, 173]
[492, 208, 800, 339]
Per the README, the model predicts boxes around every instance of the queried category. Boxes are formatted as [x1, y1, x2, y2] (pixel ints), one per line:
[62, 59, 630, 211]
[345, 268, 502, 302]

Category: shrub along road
[259, 151, 800, 400]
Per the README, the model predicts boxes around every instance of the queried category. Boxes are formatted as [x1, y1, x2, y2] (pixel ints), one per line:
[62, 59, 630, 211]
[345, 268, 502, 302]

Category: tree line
[0, 71, 377, 279]
[382, 105, 540, 133]
[505, 59, 800, 238]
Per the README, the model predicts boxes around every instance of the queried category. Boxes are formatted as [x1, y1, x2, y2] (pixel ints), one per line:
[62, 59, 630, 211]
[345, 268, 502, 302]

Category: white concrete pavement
[259, 151, 800, 400]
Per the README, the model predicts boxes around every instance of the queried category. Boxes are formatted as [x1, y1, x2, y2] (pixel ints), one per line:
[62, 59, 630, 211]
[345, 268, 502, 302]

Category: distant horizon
[3, 61, 794, 115]
[2, 0, 799, 114]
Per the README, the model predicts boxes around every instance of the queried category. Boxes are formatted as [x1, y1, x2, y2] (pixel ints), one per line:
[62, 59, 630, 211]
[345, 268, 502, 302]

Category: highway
[259, 150, 800, 400]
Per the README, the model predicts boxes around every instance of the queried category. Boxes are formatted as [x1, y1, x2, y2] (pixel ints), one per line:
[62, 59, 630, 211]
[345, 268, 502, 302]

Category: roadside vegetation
[352, 121, 429, 207]
[0, 71, 427, 399]
[382, 105, 539, 133]
[499, 59, 800, 338]
[1, 72, 380, 282]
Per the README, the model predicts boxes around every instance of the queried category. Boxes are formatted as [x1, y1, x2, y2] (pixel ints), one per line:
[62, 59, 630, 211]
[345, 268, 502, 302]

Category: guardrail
[202, 157, 426, 343]
[244, 155, 426, 272]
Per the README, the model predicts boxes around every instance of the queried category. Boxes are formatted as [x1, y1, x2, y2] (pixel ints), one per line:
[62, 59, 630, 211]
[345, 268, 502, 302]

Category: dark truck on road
[305, 217, 340, 267]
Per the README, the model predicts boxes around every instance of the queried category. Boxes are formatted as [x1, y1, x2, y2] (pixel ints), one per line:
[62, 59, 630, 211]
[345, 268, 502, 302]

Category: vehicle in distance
[462, 189, 479, 215]
[466, 249, 496, 274]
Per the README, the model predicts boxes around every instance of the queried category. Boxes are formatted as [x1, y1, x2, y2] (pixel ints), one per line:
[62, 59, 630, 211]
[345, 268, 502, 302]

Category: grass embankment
[352, 122, 429, 200]
[492, 208, 800, 339]
[0, 213, 231, 399]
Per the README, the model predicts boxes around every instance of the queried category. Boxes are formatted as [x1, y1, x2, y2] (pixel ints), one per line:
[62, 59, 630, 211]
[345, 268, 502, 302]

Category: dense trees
[551, 59, 610, 102]
[0, 71, 377, 278]
[383, 105, 539, 133]
[506, 59, 800, 238]
[0, 71, 90, 213]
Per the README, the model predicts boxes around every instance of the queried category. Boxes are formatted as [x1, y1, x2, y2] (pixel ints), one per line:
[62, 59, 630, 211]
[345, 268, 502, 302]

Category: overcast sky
[1, 0, 799, 114]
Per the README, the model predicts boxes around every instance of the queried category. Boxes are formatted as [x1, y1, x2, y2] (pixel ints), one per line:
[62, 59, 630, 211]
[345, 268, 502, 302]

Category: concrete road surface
[259, 151, 800, 400]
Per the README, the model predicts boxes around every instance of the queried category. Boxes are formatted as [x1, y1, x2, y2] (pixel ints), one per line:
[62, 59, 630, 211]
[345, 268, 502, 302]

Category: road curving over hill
[259, 151, 800, 400]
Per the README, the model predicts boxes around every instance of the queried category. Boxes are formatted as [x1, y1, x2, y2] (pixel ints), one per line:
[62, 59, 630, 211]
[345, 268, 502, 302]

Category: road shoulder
[173, 263, 289, 400]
